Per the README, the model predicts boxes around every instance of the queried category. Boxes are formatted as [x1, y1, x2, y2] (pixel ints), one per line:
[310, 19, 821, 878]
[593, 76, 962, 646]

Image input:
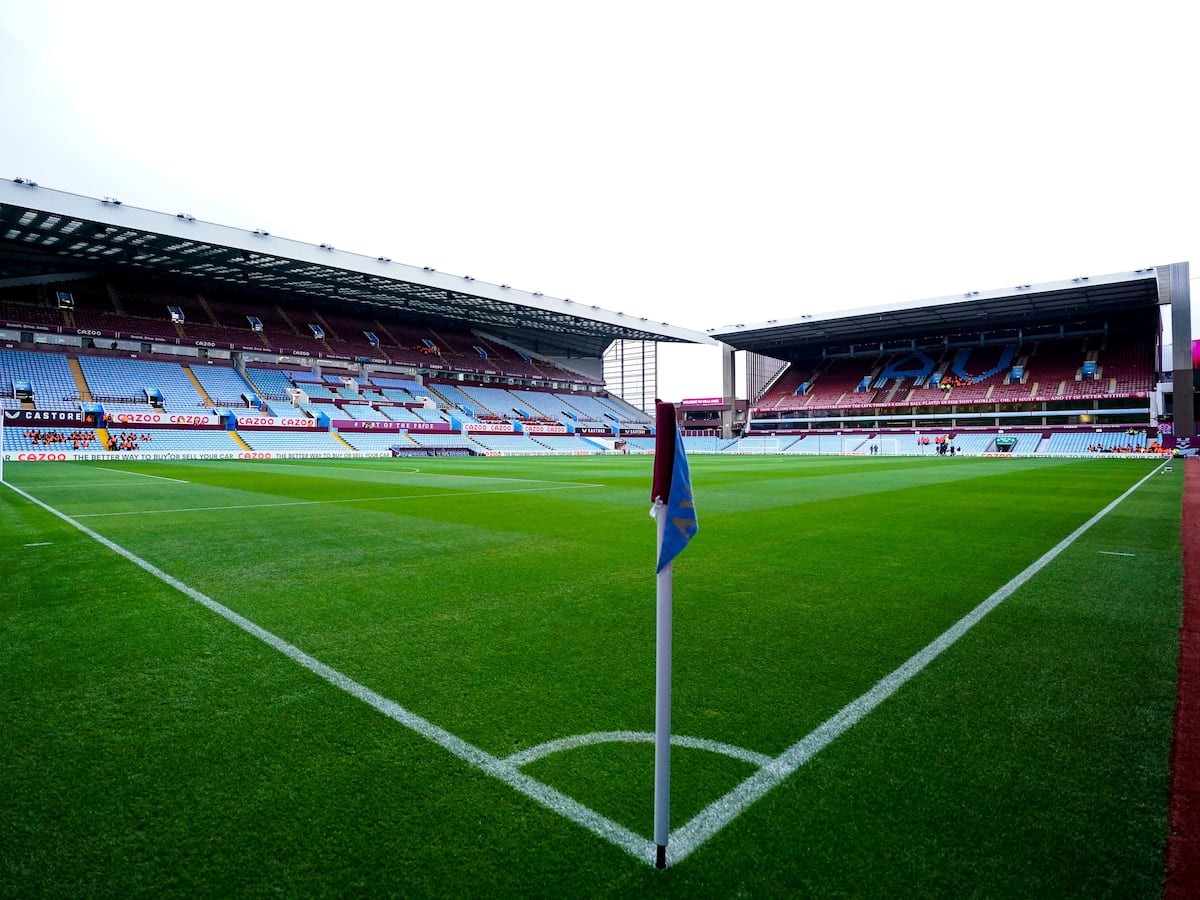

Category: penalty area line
[0, 479, 654, 866]
[662, 459, 1169, 867]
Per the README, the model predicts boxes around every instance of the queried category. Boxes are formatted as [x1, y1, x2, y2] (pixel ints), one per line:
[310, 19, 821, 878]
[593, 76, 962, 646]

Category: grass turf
[0, 454, 1182, 897]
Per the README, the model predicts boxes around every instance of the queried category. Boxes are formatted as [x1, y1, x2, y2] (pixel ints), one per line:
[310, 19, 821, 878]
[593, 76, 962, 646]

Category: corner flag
[650, 401, 697, 869]
[651, 402, 698, 573]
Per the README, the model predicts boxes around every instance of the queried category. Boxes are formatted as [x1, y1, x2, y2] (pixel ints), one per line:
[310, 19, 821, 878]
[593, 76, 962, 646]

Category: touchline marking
[32, 482, 194, 490]
[1098, 550, 1136, 557]
[0, 459, 1165, 869]
[270, 461, 603, 487]
[24, 541, 52, 547]
[71, 482, 603, 518]
[1, 478, 654, 864]
[661, 459, 1168, 866]
[95, 466, 189, 483]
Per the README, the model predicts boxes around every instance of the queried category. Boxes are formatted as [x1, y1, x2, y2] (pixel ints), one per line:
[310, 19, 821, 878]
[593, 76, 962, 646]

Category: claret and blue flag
[651, 401, 698, 572]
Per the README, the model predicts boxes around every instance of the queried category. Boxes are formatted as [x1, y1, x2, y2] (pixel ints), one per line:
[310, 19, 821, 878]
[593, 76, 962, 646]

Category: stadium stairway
[196, 293, 219, 325]
[96, 426, 112, 450]
[183, 366, 215, 406]
[332, 432, 356, 451]
[68, 357, 93, 401]
[231, 432, 252, 451]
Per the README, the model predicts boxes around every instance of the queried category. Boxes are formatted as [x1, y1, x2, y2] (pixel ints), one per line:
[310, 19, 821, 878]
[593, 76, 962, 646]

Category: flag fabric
[652, 401, 697, 573]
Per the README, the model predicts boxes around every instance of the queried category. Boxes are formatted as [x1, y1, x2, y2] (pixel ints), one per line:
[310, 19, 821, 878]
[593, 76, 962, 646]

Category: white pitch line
[661, 459, 1168, 866]
[23, 541, 53, 547]
[505, 730, 774, 769]
[269, 461, 603, 487]
[94, 466, 190, 483]
[1, 478, 654, 864]
[71, 482, 603, 519]
[30, 482, 194, 490]
[1098, 550, 1136, 557]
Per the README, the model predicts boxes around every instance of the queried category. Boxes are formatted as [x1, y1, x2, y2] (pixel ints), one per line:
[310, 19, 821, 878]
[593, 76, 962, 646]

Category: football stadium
[2, 177, 1196, 896]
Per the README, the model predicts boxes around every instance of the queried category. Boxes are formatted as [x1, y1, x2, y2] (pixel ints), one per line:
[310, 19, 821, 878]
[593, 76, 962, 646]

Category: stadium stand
[77, 356, 205, 410]
[403, 432, 481, 451]
[0, 348, 79, 406]
[335, 405, 390, 421]
[238, 431, 353, 452]
[189, 363, 259, 407]
[784, 434, 845, 455]
[123, 429, 241, 451]
[244, 366, 305, 401]
[5, 426, 99, 453]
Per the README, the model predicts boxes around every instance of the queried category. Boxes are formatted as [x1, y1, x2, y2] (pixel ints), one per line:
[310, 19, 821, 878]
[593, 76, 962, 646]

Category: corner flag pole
[653, 492, 671, 869]
[649, 400, 697, 870]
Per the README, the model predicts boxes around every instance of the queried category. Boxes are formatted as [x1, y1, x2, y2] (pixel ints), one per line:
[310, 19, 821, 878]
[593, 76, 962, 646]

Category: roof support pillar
[1164, 261, 1194, 438]
[721, 343, 736, 440]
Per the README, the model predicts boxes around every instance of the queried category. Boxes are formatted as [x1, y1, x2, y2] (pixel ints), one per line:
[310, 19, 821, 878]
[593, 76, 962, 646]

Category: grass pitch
[0, 454, 1182, 897]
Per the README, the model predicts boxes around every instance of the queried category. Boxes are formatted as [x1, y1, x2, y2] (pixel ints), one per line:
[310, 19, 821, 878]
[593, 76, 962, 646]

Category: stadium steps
[173, 322, 187, 340]
[230, 431, 252, 451]
[312, 310, 338, 341]
[96, 427, 112, 450]
[373, 320, 401, 347]
[182, 366, 215, 406]
[332, 432, 357, 451]
[64, 357, 93, 402]
[106, 282, 123, 314]
[275, 304, 302, 336]
[195, 293, 221, 326]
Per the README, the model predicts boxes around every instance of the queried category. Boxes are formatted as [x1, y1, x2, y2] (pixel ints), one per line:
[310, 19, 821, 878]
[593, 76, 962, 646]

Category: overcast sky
[1, 1, 1195, 401]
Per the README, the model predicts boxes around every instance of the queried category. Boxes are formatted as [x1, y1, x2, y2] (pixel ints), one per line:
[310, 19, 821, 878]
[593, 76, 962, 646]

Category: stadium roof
[0, 178, 713, 358]
[710, 266, 1171, 360]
